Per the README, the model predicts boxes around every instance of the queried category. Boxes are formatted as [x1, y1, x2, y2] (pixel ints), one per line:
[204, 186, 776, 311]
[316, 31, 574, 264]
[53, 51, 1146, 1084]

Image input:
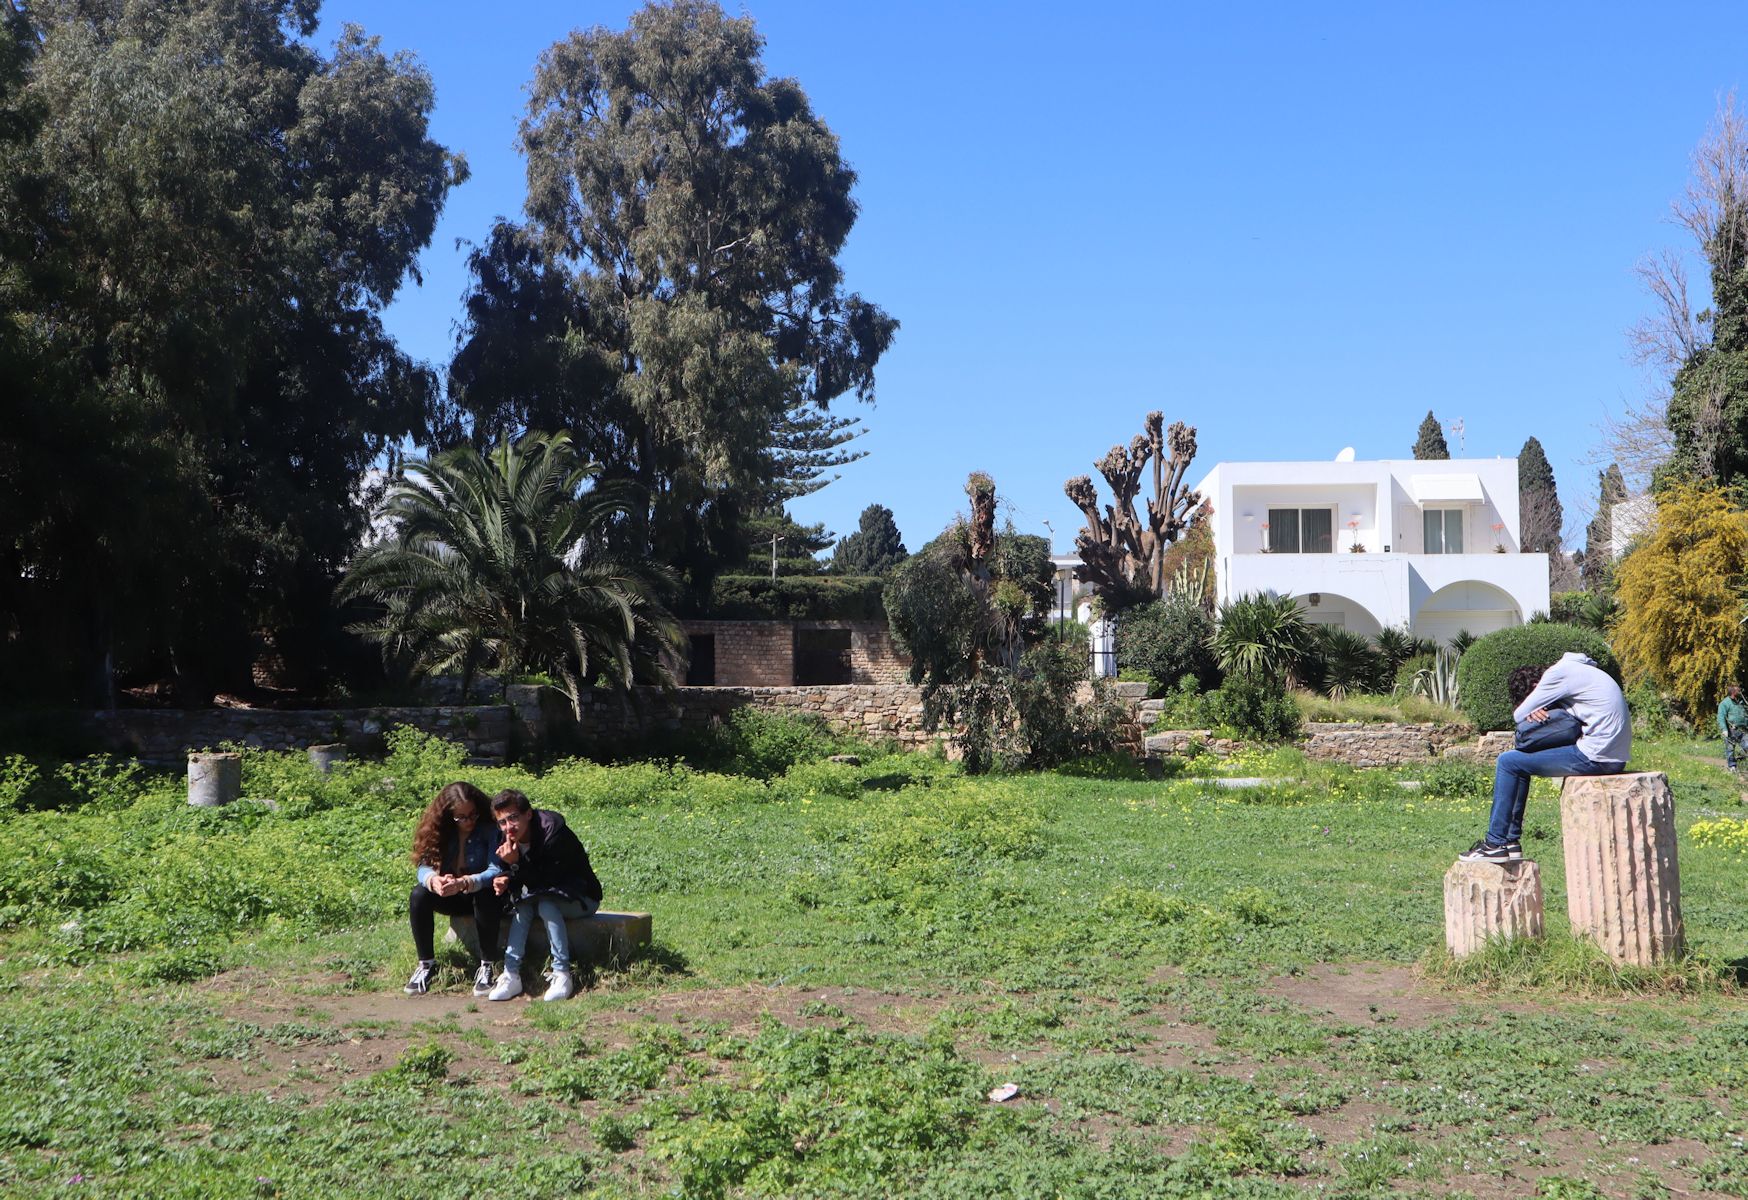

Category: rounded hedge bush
[1115, 597, 1219, 696]
[1456, 623, 1620, 731]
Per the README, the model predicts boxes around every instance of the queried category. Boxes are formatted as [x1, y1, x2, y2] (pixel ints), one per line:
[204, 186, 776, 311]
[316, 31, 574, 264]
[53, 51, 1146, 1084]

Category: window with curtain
[1423, 508, 1464, 554]
[1267, 508, 1334, 554]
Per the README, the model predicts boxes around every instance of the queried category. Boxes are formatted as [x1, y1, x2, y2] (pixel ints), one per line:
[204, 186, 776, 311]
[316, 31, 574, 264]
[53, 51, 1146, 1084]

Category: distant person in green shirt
[1720, 683, 1748, 772]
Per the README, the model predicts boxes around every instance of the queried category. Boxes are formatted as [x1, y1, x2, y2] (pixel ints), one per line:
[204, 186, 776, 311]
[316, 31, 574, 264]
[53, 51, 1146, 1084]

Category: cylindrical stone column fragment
[1561, 772, 1683, 965]
[187, 751, 242, 807]
[307, 743, 347, 775]
[1444, 860, 1544, 958]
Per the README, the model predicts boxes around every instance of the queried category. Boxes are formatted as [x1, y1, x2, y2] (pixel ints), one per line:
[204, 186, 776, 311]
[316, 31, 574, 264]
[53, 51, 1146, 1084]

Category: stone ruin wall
[86, 705, 513, 763]
[77, 683, 1504, 772]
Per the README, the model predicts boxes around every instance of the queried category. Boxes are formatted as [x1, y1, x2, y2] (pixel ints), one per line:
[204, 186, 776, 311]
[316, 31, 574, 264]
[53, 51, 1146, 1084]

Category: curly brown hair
[410, 781, 491, 869]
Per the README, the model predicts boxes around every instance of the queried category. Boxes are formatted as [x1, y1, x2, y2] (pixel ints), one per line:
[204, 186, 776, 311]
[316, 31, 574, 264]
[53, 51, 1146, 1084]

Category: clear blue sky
[319, 0, 1737, 557]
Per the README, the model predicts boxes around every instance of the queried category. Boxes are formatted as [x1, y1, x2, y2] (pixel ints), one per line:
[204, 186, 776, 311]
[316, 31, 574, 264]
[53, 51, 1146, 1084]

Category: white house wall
[1193, 457, 1548, 639]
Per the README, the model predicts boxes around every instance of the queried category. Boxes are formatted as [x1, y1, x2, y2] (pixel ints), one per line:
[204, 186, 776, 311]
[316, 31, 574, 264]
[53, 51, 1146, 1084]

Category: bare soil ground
[186, 961, 1736, 1198]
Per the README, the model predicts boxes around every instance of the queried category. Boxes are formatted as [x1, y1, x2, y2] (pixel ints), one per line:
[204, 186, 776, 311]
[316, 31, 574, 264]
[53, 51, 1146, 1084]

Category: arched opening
[1414, 580, 1522, 647]
[1287, 592, 1383, 639]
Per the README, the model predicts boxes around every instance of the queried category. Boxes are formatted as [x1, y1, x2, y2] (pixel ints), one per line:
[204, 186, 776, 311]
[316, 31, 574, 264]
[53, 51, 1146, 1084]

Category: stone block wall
[680, 620, 910, 687]
[1300, 722, 1480, 767]
[683, 621, 795, 687]
[561, 684, 937, 750]
[85, 705, 513, 763]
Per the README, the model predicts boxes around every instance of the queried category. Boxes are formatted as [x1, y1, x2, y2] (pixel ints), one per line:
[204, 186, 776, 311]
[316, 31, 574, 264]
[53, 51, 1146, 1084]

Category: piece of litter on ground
[987, 1083, 1020, 1103]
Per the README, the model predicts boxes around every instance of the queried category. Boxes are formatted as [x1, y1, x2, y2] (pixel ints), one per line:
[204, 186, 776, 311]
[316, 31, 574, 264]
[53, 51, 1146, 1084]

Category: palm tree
[1209, 592, 1316, 686]
[340, 432, 682, 717]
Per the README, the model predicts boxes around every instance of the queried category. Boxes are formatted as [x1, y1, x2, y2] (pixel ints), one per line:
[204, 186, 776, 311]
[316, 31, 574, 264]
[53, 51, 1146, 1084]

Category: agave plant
[1411, 648, 1462, 707]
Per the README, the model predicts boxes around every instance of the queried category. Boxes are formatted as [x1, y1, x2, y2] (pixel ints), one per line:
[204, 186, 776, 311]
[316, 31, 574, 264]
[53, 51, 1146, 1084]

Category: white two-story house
[1190, 455, 1549, 644]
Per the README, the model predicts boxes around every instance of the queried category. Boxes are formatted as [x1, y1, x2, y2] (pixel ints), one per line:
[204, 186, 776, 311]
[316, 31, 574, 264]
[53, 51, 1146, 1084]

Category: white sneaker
[541, 968, 574, 1002]
[487, 971, 523, 1001]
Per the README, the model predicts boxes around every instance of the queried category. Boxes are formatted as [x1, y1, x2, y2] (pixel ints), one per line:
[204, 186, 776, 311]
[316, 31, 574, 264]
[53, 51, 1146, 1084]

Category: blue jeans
[503, 896, 598, 975]
[1487, 746, 1624, 846]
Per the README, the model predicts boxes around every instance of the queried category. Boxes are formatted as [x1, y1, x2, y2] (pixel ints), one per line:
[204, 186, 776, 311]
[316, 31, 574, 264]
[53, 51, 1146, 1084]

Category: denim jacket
[415, 822, 505, 891]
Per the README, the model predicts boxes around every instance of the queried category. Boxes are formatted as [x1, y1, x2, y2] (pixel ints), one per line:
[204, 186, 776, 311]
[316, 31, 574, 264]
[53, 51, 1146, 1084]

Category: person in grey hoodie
[1459, 652, 1631, 863]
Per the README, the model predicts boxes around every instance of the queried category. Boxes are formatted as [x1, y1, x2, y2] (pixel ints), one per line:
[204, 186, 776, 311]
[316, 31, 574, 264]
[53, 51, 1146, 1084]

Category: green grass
[0, 732, 1745, 1196]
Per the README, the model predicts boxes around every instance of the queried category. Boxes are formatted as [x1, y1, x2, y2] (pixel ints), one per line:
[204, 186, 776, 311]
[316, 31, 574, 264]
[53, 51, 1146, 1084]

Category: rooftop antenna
[1446, 417, 1466, 455]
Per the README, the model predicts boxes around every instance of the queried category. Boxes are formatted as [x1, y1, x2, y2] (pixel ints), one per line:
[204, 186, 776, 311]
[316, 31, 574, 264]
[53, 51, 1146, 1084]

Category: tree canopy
[1583, 464, 1628, 590]
[1412, 412, 1450, 460]
[1612, 482, 1748, 717]
[445, 0, 896, 599]
[0, 0, 464, 702]
[1518, 436, 1563, 555]
[832, 505, 908, 576]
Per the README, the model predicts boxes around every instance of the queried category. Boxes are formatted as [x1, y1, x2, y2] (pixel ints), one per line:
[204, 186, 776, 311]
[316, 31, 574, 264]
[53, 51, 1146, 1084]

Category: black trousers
[408, 883, 503, 962]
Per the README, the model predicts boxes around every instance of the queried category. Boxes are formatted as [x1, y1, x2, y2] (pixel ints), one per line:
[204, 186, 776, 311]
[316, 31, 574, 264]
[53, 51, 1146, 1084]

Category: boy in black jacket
[487, 789, 603, 1001]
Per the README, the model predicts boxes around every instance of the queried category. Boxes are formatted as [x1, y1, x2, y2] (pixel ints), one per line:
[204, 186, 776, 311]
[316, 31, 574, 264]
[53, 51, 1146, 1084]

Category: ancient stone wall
[679, 620, 910, 687]
[85, 705, 513, 763]
[559, 684, 937, 750]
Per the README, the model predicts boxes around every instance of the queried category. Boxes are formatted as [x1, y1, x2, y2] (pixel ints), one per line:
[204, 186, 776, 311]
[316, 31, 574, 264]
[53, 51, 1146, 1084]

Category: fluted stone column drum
[1560, 772, 1684, 966]
[187, 752, 242, 807]
[1444, 860, 1544, 958]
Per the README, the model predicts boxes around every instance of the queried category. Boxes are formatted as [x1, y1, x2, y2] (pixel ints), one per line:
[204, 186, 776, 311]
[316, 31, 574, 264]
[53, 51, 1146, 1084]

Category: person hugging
[487, 789, 602, 1003]
[405, 781, 506, 997]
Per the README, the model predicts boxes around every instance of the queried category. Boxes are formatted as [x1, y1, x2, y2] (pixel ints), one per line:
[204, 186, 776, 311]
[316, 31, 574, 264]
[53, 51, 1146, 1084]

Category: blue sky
[319, 0, 1736, 558]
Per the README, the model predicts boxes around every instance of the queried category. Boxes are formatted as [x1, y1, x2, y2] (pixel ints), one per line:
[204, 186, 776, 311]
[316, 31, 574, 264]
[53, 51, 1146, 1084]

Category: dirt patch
[190, 967, 949, 1100]
[607, 983, 946, 1041]
[1264, 963, 1460, 1029]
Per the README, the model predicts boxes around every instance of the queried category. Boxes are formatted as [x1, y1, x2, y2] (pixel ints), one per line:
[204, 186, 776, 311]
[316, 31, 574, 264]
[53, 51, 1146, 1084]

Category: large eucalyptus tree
[448, 0, 896, 596]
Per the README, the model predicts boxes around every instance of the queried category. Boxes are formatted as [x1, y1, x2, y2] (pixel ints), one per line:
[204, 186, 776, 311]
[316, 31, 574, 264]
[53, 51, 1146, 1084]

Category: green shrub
[1153, 674, 1217, 730]
[1456, 623, 1619, 731]
[1210, 674, 1301, 741]
[685, 709, 850, 780]
[1301, 626, 1386, 699]
[1627, 681, 1675, 737]
[1392, 653, 1435, 697]
[0, 755, 39, 811]
[699, 575, 885, 621]
[1008, 640, 1123, 767]
[1418, 757, 1490, 799]
[1115, 597, 1219, 696]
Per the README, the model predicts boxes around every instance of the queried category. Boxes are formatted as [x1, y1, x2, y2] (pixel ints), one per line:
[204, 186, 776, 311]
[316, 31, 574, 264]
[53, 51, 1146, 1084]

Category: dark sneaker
[472, 962, 496, 997]
[404, 960, 436, 995]
[1504, 841, 1524, 861]
[1458, 840, 1513, 863]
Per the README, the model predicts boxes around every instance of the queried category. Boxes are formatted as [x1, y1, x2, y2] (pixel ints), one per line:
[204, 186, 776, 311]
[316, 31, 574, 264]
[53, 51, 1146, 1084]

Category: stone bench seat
[445, 909, 652, 968]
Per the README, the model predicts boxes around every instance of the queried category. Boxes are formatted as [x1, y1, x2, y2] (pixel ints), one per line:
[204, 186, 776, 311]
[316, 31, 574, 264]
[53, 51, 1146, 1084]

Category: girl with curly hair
[405, 781, 505, 996]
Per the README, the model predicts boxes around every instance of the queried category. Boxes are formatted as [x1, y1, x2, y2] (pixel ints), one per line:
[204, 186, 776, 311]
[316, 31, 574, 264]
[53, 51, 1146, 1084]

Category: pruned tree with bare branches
[1063, 413, 1202, 607]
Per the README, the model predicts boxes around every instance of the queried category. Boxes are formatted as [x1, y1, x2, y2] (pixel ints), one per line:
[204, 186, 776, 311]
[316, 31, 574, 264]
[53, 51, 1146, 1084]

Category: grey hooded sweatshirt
[1512, 651, 1630, 765]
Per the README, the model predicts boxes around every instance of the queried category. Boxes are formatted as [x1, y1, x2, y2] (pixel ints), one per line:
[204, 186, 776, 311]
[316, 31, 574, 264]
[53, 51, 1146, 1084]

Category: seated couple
[404, 782, 602, 1002]
[1459, 650, 1631, 863]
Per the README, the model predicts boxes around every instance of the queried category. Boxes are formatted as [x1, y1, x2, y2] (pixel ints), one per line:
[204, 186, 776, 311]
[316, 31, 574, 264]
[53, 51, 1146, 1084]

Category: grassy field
[1, 730, 1747, 1198]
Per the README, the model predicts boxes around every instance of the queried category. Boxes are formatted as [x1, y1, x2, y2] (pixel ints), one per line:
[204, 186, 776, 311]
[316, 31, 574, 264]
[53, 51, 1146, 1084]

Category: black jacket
[502, 809, 603, 907]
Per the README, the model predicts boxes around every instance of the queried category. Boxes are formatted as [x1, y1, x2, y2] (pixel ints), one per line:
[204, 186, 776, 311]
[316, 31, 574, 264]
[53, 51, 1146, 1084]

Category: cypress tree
[1582, 464, 1628, 590]
[1518, 437, 1563, 554]
[1413, 411, 1450, 459]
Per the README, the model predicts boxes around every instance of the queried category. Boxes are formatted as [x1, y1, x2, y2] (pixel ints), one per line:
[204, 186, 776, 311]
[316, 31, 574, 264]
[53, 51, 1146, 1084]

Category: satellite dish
[1334, 447, 1356, 462]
